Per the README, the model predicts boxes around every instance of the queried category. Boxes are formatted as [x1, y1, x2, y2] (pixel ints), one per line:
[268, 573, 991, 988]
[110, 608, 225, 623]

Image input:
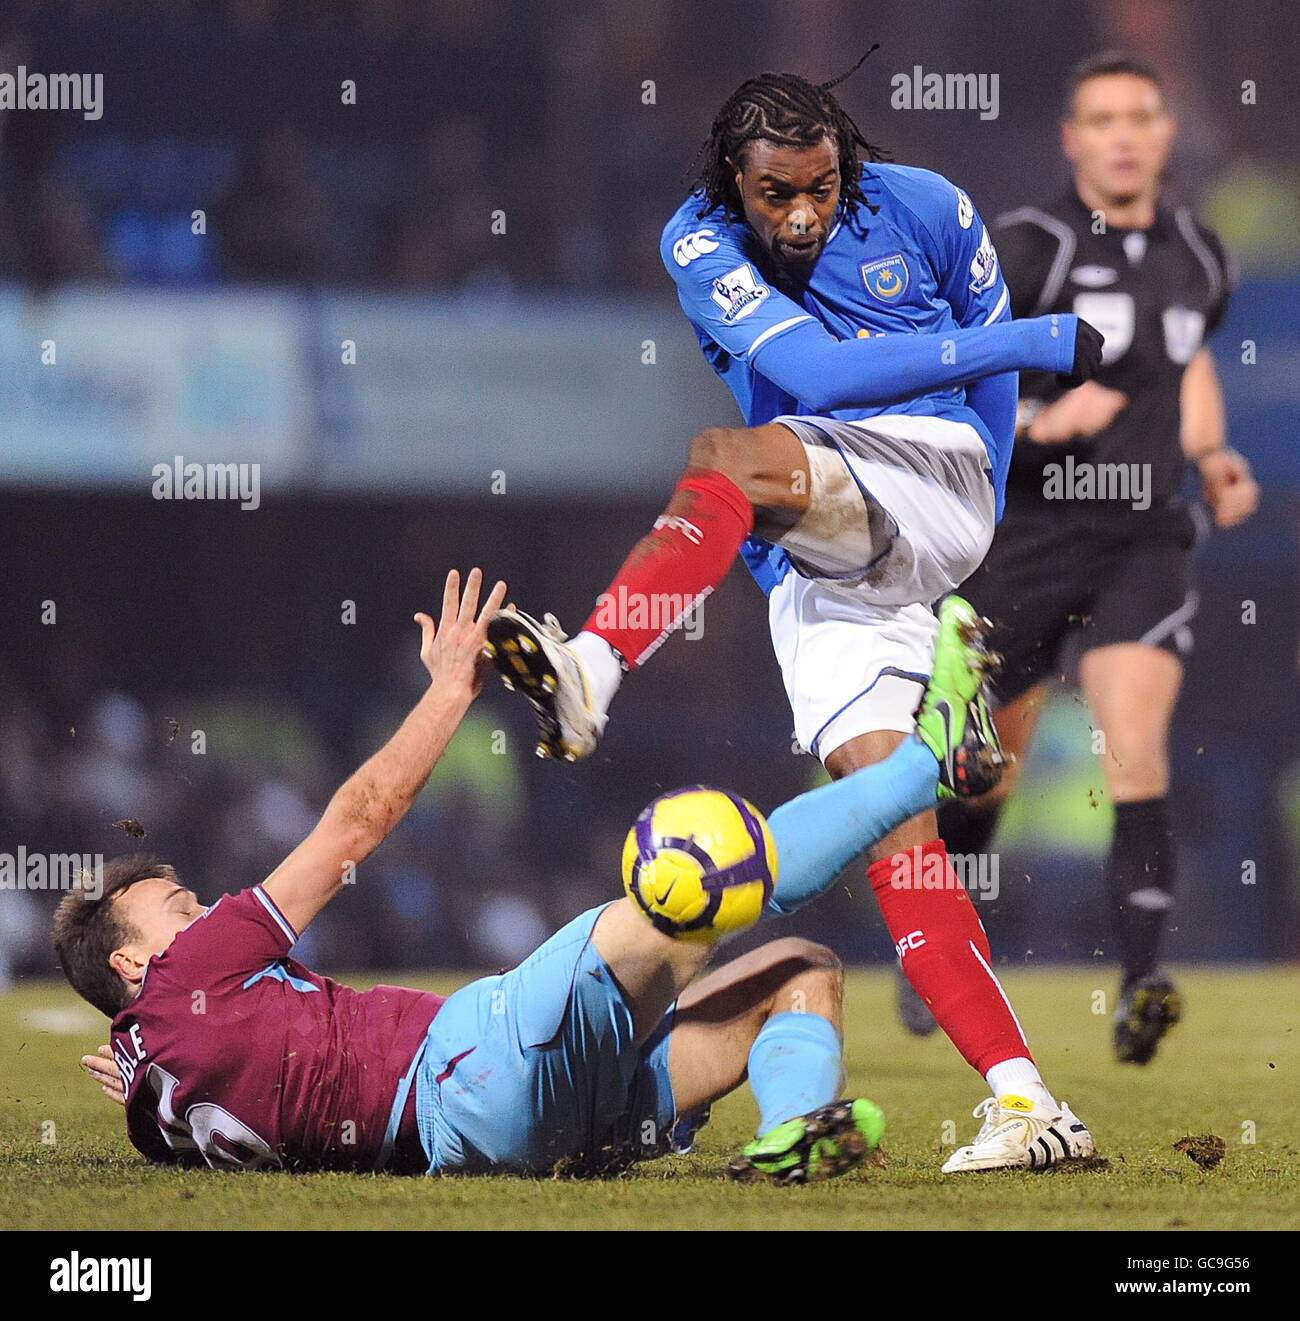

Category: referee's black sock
[1108, 796, 1175, 990]
[936, 798, 1002, 860]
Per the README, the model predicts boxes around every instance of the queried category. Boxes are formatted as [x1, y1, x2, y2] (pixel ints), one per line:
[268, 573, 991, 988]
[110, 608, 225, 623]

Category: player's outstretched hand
[81, 1044, 125, 1107]
[1057, 316, 1105, 388]
[1027, 381, 1128, 444]
[415, 567, 509, 700]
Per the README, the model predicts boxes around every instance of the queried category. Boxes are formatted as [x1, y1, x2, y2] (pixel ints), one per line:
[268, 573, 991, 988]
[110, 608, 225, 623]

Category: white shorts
[767, 413, 996, 762]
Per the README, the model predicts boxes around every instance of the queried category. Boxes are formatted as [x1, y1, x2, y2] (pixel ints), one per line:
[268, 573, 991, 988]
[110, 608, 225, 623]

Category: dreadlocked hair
[693, 45, 889, 221]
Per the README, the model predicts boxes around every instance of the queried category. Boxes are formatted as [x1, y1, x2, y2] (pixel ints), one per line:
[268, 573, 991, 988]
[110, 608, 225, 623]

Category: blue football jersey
[660, 162, 1013, 594]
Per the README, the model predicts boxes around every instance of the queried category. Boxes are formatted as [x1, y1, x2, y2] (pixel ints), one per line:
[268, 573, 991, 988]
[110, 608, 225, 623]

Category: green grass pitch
[2, 966, 1296, 1230]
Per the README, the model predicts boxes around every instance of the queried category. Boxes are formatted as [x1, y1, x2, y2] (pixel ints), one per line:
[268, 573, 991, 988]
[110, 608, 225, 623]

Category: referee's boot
[1113, 971, 1182, 1065]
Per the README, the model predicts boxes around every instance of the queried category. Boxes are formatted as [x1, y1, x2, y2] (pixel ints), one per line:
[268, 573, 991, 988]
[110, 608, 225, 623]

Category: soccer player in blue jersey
[488, 63, 1103, 1170]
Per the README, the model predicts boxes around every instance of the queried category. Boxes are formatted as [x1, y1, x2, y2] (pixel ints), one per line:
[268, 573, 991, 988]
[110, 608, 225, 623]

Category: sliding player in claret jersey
[62, 572, 1093, 1181]
[937, 54, 1259, 1065]
[487, 58, 1103, 1168]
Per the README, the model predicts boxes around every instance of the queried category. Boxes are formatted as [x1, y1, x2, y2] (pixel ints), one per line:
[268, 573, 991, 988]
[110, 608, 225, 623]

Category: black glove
[1057, 317, 1104, 388]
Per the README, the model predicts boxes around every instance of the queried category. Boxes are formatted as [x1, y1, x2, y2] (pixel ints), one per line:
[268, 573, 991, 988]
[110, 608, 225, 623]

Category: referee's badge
[1073, 291, 1135, 363]
[860, 254, 910, 301]
[1162, 306, 1205, 365]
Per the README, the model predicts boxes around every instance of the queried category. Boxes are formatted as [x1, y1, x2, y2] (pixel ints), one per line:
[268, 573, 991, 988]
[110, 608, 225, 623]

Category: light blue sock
[747, 1011, 844, 1135]
[765, 735, 938, 917]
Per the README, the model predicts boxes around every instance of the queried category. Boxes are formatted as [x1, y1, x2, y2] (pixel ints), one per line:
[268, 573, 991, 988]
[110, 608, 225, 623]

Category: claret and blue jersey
[660, 162, 1018, 588]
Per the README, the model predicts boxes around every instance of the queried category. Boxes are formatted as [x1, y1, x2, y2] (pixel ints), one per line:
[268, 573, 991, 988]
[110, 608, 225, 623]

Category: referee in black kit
[910, 53, 1260, 1062]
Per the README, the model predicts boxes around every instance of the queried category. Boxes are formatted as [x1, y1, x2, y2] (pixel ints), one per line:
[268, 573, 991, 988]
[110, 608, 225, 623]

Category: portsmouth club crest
[860, 254, 910, 302]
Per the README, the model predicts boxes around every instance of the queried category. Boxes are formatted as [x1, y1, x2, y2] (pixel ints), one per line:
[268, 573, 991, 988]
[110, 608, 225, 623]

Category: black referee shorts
[959, 503, 1200, 708]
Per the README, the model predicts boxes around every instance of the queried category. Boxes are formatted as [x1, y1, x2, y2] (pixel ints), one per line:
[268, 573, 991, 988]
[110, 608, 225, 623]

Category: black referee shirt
[993, 189, 1233, 522]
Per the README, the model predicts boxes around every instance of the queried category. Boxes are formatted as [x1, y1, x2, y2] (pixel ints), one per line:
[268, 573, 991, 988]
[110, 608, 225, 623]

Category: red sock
[583, 468, 753, 668]
[869, 839, 1031, 1076]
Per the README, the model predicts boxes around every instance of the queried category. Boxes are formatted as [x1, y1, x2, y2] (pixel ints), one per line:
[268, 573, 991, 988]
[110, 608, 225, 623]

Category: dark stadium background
[1, 0, 1296, 983]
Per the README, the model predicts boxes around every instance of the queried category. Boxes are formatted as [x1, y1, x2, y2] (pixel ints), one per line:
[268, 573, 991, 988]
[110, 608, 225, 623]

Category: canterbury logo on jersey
[955, 187, 974, 230]
[672, 228, 720, 266]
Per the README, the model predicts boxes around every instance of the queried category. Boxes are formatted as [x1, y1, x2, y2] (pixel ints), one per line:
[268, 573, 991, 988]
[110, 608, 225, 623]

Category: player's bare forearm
[1181, 348, 1258, 528]
[259, 684, 466, 935]
[324, 683, 473, 860]
[1179, 348, 1226, 461]
[262, 568, 507, 934]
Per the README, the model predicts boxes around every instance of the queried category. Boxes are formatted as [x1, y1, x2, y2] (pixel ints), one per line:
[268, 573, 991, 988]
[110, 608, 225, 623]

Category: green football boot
[914, 595, 1005, 799]
[727, 1098, 885, 1186]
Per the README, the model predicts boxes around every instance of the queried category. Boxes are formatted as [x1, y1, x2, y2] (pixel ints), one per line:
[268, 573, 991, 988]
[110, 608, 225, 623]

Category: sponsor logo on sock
[894, 929, 926, 960]
[652, 513, 704, 544]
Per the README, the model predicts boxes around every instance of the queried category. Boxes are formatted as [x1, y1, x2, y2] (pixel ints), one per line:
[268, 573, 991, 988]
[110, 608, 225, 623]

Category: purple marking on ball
[634, 804, 657, 863]
[633, 788, 773, 906]
[720, 789, 774, 904]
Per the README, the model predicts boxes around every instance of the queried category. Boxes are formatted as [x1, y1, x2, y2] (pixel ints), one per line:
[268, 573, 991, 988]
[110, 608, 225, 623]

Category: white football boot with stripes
[941, 1094, 1094, 1173]
[485, 608, 607, 761]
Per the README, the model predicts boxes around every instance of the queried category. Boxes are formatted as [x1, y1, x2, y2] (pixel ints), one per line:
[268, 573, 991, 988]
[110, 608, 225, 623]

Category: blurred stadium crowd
[2, 0, 1298, 981]
[1, 0, 1298, 292]
[0, 493, 829, 986]
[0, 677, 581, 986]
